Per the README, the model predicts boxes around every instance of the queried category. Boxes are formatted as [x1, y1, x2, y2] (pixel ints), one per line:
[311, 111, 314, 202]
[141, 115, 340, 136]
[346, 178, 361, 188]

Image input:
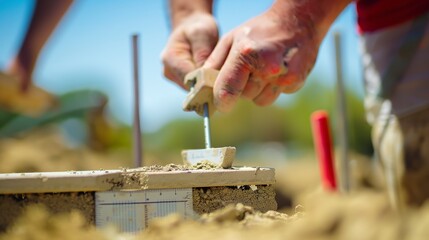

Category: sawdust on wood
[120, 163, 224, 190]
[192, 160, 221, 170]
[120, 164, 191, 190]
[131, 164, 192, 172]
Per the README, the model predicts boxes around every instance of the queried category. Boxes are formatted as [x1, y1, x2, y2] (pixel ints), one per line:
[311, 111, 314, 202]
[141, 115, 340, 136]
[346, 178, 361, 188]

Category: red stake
[311, 110, 337, 191]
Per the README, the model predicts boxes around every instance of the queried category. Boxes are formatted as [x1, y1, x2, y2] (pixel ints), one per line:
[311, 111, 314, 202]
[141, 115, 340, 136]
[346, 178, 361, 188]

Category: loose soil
[0, 192, 95, 232]
[0, 184, 276, 232]
[2, 191, 429, 240]
[193, 185, 276, 214]
[1, 127, 429, 239]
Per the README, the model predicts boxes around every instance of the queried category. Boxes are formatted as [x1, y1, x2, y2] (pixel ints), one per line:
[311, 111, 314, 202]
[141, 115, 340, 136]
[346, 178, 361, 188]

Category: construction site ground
[1, 127, 429, 240]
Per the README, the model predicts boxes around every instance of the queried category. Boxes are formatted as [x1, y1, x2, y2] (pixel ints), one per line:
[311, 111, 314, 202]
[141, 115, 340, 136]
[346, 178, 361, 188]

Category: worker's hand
[203, 8, 321, 112]
[8, 57, 33, 92]
[161, 12, 218, 89]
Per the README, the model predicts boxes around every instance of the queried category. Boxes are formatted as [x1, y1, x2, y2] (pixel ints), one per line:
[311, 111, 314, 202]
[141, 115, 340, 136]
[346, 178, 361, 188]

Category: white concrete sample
[182, 147, 236, 168]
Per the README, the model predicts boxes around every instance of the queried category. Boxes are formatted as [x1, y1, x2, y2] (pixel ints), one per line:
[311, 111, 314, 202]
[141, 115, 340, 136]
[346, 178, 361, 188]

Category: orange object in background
[0, 72, 56, 117]
[311, 110, 337, 191]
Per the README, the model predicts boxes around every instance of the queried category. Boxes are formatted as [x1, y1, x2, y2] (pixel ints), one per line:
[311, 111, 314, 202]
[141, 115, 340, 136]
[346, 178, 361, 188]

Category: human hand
[203, 6, 322, 112]
[161, 12, 218, 89]
[8, 57, 33, 92]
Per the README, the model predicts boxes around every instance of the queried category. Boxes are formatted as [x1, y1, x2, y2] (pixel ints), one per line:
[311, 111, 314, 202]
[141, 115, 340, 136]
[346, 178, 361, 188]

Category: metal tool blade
[203, 103, 211, 149]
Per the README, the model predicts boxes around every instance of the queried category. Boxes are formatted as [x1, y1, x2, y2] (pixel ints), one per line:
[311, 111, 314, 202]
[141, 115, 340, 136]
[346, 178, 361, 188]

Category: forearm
[169, 0, 213, 29]
[19, 0, 73, 62]
[271, 0, 352, 43]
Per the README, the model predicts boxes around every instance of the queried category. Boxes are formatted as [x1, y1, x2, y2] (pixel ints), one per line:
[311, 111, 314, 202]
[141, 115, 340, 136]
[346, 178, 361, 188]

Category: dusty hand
[161, 12, 218, 89]
[203, 8, 321, 112]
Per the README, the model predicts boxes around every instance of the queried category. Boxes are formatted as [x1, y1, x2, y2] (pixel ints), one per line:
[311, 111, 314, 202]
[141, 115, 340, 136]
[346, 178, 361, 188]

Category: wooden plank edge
[0, 167, 275, 194]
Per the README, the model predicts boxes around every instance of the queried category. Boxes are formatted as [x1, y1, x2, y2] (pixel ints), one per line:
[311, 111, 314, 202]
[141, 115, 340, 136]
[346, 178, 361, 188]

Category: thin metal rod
[132, 34, 142, 167]
[334, 32, 350, 192]
[203, 103, 212, 149]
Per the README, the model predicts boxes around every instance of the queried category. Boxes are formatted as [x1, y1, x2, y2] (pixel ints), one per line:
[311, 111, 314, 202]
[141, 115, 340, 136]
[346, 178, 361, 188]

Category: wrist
[269, 0, 351, 43]
[170, 0, 213, 29]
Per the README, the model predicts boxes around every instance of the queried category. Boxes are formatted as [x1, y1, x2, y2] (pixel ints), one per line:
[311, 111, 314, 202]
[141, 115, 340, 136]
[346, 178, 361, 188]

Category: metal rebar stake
[203, 103, 212, 149]
[132, 34, 142, 168]
[334, 32, 350, 193]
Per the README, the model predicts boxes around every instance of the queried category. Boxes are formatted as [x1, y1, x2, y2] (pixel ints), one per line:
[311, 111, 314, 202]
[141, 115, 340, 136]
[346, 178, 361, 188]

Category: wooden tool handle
[182, 68, 219, 116]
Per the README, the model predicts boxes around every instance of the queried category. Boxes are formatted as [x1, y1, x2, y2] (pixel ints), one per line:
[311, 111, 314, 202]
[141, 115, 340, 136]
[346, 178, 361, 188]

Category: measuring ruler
[95, 188, 193, 233]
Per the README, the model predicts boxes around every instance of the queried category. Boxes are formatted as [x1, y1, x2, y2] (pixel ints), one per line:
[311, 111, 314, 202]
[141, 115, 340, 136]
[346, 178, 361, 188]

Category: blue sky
[0, 0, 362, 132]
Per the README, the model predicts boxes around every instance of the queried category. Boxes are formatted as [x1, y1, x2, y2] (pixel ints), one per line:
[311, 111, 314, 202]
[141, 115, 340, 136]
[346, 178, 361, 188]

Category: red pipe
[311, 110, 337, 191]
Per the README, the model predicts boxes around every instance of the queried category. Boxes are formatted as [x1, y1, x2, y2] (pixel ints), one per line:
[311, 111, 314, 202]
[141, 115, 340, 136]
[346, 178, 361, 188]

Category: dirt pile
[0, 205, 108, 240]
[141, 191, 429, 240]
[2, 191, 429, 240]
[0, 192, 95, 232]
[2, 127, 429, 239]
[0, 127, 130, 173]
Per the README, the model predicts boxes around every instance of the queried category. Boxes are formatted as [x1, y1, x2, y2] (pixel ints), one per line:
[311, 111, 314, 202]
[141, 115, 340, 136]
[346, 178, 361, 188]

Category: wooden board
[0, 167, 275, 194]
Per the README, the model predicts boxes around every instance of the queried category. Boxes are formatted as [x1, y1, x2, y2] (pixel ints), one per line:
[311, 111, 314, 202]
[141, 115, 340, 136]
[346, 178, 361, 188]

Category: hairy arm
[169, 0, 213, 28]
[161, 0, 217, 88]
[9, 0, 73, 90]
[203, 0, 352, 111]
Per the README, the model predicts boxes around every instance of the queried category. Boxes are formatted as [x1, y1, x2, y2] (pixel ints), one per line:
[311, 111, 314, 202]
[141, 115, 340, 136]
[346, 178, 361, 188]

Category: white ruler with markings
[95, 188, 193, 233]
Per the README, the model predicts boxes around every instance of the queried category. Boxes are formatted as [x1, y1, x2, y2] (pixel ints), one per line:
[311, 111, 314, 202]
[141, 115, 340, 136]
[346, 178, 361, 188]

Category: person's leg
[399, 108, 429, 206]
[7, 0, 73, 91]
[371, 102, 405, 210]
[360, 12, 429, 210]
[372, 105, 429, 210]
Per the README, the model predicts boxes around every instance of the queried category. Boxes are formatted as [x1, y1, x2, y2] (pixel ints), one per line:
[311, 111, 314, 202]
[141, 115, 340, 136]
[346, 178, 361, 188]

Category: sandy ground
[0, 127, 131, 173]
[2, 191, 429, 240]
[1, 127, 429, 239]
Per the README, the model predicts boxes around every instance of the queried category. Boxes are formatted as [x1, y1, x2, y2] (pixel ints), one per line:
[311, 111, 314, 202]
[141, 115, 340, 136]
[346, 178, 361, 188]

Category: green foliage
[0, 90, 106, 138]
[145, 118, 204, 151]
[0, 82, 372, 159]
[212, 100, 288, 147]
[146, 80, 373, 157]
[0, 90, 133, 152]
[343, 92, 373, 155]
[282, 80, 335, 149]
